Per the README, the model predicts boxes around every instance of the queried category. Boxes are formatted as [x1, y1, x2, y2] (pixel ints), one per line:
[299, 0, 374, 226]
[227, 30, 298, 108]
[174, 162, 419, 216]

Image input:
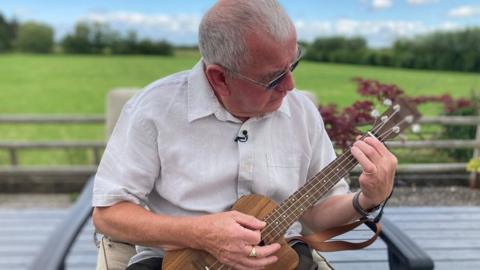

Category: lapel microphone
[234, 130, 248, 142]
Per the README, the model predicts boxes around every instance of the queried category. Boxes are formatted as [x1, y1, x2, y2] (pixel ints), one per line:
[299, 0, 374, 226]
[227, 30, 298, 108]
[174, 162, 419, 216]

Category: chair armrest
[28, 176, 94, 270]
[367, 218, 434, 270]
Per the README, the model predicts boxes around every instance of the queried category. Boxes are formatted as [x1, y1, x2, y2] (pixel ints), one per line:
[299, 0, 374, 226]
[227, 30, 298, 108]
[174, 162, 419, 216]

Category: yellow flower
[466, 158, 480, 172]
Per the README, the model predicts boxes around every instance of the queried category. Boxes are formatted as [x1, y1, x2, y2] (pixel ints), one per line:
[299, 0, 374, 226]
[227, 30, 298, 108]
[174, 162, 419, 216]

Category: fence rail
[1, 115, 478, 125]
[0, 115, 104, 124]
[386, 140, 480, 149]
[1, 114, 479, 187]
[0, 165, 97, 176]
[0, 115, 105, 167]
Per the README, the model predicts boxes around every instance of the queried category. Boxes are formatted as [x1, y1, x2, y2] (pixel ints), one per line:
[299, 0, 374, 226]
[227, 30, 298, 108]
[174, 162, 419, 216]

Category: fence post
[93, 147, 101, 165]
[469, 118, 480, 189]
[8, 148, 18, 166]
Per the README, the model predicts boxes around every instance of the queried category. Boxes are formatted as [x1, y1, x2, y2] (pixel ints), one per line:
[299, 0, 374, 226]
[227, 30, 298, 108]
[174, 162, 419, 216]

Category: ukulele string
[261, 125, 399, 241]
[259, 113, 401, 242]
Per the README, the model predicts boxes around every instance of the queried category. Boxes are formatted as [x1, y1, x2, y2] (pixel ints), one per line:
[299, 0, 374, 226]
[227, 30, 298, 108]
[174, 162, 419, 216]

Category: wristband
[352, 191, 380, 217]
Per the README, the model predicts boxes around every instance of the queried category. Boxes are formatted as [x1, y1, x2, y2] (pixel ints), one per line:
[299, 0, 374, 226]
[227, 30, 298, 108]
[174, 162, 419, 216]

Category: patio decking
[0, 207, 479, 270]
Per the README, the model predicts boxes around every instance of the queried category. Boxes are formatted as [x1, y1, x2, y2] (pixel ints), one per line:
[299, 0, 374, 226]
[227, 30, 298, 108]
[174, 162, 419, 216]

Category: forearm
[93, 201, 197, 249]
[301, 192, 378, 232]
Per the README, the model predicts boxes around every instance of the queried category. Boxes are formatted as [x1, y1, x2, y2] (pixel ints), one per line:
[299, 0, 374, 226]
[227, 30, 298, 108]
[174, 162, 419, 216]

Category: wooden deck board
[0, 207, 479, 270]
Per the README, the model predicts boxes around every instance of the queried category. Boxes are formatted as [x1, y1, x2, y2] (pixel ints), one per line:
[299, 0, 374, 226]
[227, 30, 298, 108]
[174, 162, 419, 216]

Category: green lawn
[297, 61, 479, 111]
[1, 53, 479, 114]
[0, 53, 478, 165]
[0, 53, 196, 114]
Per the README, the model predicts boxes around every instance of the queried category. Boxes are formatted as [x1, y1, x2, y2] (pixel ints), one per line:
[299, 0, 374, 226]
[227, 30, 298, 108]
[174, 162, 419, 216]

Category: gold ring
[248, 246, 257, 257]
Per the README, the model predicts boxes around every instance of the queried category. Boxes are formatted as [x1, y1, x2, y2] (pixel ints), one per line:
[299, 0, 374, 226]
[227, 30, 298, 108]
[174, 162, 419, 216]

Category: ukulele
[162, 97, 421, 270]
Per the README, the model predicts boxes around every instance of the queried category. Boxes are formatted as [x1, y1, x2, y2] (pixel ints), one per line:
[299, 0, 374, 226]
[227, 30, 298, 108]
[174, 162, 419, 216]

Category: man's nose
[275, 71, 295, 93]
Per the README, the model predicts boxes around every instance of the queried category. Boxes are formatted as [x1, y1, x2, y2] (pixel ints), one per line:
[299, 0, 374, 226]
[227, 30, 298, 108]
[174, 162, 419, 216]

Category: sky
[1, 0, 480, 48]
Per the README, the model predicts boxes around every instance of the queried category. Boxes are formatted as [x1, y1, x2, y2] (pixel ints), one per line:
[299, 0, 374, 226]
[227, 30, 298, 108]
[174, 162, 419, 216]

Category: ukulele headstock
[369, 97, 422, 142]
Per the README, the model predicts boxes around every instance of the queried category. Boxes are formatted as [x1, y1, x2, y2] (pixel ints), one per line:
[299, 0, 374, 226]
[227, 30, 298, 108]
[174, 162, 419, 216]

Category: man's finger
[242, 243, 281, 258]
[233, 211, 266, 230]
[363, 136, 390, 157]
[351, 146, 376, 174]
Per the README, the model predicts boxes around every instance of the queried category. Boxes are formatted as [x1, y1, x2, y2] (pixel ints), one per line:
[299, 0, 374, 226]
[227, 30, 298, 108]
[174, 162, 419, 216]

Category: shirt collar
[187, 59, 292, 122]
[276, 94, 291, 118]
[187, 60, 223, 123]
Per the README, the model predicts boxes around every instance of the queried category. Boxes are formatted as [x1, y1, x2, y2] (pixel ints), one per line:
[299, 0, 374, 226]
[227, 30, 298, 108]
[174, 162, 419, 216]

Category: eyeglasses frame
[225, 45, 304, 91]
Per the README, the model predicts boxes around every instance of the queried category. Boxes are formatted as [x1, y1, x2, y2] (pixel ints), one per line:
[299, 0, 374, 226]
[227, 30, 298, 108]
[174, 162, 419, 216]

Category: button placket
[237, 123, 254, 197]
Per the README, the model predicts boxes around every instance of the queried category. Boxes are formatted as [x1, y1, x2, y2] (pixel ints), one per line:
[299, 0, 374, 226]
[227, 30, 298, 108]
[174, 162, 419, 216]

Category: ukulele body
[162, 194, 299, 270]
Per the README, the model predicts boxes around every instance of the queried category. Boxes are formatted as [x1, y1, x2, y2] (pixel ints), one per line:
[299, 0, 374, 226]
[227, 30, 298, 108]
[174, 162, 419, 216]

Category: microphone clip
[234, 130, 248, 143]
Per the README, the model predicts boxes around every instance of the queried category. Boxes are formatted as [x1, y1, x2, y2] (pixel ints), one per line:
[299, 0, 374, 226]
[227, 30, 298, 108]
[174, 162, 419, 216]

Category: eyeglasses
[228, 45, 303, 91]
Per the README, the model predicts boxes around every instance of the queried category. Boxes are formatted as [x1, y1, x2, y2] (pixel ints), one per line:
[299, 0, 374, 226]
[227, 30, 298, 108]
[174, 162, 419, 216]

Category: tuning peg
[411, 124, 421, 133]
[383, 99, 392, 107]
[405, 115, 414, 123]
[392, 126, 400, 133]
[370, 109, 380, 118]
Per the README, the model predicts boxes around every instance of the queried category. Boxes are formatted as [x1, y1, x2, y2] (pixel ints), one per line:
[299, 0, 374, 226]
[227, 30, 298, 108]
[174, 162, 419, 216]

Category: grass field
[0, 52, 479, 165]
[1, 52, 479, 114]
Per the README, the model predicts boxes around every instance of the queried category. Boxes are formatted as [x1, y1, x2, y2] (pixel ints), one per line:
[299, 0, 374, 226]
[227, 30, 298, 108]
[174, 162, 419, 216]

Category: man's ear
[205, 64, 230, 96]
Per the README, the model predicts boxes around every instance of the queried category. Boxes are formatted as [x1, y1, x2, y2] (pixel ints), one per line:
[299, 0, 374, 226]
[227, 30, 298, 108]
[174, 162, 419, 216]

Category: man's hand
[351, 136, 397, 209]
[191, 210, 281, 270]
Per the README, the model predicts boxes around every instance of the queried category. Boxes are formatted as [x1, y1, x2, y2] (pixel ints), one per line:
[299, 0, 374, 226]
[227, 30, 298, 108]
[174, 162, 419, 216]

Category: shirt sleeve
[92, 100, 160, 207]
[306, 100, 350, 199]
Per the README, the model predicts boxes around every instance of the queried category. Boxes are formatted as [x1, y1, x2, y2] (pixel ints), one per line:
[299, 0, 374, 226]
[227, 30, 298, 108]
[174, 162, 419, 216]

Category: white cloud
[372, 0, 393, 10]
[82, 11, 201, 32]
[64, 10, 469, 48]
[406, 0, 438, 5]
[12, 6, 33, 18]
[448, 5, 480, 18]
[79, 11, 202, 44]
[296, 19, 424, 47]
[295, 19, 465, 48]
[438, 21, 462, 32]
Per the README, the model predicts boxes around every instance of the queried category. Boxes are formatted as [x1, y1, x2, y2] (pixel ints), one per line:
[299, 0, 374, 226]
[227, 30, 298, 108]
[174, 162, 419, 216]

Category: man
[92, 0, 397, 269]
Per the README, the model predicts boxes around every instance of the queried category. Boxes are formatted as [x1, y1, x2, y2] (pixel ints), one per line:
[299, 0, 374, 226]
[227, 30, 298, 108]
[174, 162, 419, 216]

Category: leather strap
[288, 219, 382, 252]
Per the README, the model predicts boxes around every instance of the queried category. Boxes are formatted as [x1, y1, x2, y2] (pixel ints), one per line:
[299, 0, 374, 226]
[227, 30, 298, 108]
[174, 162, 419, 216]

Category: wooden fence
[1, 115, 479, 188]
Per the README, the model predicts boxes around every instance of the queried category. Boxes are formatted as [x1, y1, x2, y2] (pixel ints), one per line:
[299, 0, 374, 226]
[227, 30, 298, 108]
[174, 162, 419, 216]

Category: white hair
[199, 0, 295, 72]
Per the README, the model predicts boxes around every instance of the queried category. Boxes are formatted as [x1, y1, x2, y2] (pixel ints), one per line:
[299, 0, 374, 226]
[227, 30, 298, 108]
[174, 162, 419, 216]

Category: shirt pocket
[266, 153, 306, 201]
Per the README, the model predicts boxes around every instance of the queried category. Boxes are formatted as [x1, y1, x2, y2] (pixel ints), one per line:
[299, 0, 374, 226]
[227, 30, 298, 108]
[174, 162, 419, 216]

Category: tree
[390, 28, 480, 72]
[90, 23, 118, 54]
[15, 21, 54, 53]
[136, 39, 173, 55]
[112, 30, 138, 54]
[0, 13, 17, 52]
[305, 36, 368, 64]
[62, 22, 93, 54]
[62, 22, 118, 54]
[62, 22, 174, 55]
[0, 14, 9, 51]
[305, 28, 480, 72]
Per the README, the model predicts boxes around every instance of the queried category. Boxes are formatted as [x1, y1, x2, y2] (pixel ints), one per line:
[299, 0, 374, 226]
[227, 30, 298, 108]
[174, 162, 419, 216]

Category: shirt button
[241, 163, 252, 172]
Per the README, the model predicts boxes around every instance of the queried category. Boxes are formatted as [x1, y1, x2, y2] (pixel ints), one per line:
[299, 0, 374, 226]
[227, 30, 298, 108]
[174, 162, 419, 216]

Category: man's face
[219, 31, 299, 120]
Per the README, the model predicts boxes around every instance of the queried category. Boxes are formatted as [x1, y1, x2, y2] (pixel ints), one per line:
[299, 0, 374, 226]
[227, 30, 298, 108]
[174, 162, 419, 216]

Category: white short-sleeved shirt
[92, 60, 349, 264]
